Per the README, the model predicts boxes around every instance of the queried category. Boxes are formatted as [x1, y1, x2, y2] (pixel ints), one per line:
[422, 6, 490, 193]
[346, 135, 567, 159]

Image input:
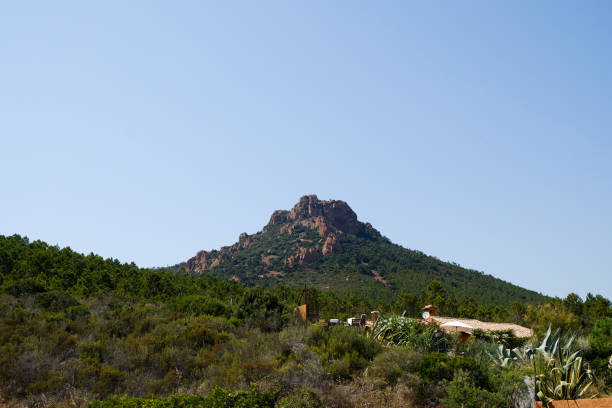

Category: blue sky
[2, 2, 611, 299]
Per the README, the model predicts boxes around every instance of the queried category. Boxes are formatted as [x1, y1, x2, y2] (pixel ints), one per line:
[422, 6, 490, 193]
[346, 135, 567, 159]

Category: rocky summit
[178, 195, 546, 305]
[186, 195, 379, 274]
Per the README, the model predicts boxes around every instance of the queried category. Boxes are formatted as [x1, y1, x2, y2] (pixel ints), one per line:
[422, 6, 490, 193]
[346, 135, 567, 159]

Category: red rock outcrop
[268, 210, 289, 225]
[186, 250, 214, 272]
[185, 232, 255, 273]
[185, 195, 379, 273]
[284, 195, 367, 235]
[287, 247, 321, 268]
[322, 234, 341, 255]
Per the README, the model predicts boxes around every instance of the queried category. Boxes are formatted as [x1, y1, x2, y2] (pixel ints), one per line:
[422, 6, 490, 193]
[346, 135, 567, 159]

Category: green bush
[589, 317, 612, 356]
[369, 346, 420, 385]
[35, 290, 80, 311]
[184, 324, 228, 348]
[306, 325, 381, 379]
[79, 340, 106, 362]
[277, 389, 323, 408]
[87, 387, 277, 407]
[472, 328, 527, 349]
[3, 277, 47, 296]
[236, 287, 287, 331]
[409, 352, 492, 391]
[25, 369, 64, 394]
[67, 303, 91, 320]
[169, 295, 231, 317]
[93, 365, 127, 396]
[442, 369, 505, 408]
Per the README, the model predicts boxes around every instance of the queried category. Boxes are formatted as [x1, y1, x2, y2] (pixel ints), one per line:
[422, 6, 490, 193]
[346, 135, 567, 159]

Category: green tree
[563, 293, 584, 318]
[393, 290, 419, 317]
[589, 317, 612, 356]
[524, 303, 581, 337]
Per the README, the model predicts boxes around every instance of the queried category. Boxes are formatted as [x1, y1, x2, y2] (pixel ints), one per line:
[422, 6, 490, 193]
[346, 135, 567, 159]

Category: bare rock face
[268, 210, 289, 225]
[289, 195, 325, 219]
[284, 195, 366, 236]
[186, 250, 213, 273]
[287, 247, 321, 268]
[186, 232, 255, 274]
[237, 232, 253, 249]
[322, 234, 341, 255]
[274, 195, 380, 240]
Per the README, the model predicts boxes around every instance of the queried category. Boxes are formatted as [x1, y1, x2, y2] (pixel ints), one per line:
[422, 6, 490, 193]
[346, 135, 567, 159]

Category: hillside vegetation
[179, 195, 548, 306]
[1, 233, 611, 407]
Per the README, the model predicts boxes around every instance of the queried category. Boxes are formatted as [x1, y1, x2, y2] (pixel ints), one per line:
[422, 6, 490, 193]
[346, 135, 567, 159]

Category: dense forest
[1, 234, 611, 407]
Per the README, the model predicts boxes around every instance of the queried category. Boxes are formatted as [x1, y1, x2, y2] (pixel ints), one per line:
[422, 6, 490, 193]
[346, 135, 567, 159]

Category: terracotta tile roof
[431, 316, 533, 338]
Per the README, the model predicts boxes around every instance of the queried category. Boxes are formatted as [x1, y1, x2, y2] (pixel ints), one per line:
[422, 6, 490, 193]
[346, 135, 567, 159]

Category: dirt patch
[267, 270, 285, 277]
[372, 270, 389, 287]
[261, 254, 279, 266]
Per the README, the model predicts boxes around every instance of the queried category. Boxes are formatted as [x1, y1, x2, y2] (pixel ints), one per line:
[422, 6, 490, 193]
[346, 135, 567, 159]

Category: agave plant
[536, 354, 595, 405]
[530, 325, 596, 406]
[533, 324, 576, 361]
[489, 343, 526, 367]
[369, 315, 443, 351]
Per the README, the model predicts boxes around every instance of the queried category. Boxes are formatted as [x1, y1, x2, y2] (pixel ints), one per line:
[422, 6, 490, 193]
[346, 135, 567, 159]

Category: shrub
[369, 347, 420, 385]
[87, 387, 277, 407]
[304, 324, 327, 347]
[589, 317, 612, 356]
[524, 304, 581, 337]
[473, 328, 527, 349]
[307, 325, 382, 379]
[35, 290, 80, 311]
[67, 304, 91, 320]
[236, 287, 287, 331]
[277, 389, 323, 408]
[184, 325, 228, 348]
[442, 369, 506, 408]
[92, 364, 126, 396]
[25, 369, 64, 394]
[79, 340, 105, 362]
[410, 353, 483, 383]
[3, 277, 47, 296]
[169, 295, 231, 317]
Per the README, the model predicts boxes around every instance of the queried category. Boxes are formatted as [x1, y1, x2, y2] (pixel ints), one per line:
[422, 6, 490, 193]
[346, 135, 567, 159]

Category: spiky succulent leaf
[534, 326, 596, 403]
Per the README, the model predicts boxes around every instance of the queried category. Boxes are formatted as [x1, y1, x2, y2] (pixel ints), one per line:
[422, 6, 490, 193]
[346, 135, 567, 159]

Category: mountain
[178, 195, 547, 305]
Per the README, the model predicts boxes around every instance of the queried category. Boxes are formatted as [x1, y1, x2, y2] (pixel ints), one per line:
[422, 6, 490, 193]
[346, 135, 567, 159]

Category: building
[422, 305, 533, 339]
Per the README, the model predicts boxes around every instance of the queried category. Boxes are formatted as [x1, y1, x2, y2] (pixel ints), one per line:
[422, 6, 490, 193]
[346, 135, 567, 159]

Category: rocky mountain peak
[185, 195, 380, 274]
[268, 195, 373, 236]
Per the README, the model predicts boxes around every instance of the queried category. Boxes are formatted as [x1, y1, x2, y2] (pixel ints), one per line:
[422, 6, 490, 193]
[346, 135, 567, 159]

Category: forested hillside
[179, 195, 547, 305]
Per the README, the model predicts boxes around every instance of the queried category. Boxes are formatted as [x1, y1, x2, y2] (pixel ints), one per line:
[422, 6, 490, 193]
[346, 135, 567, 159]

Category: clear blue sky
[2, 2, 611, 299]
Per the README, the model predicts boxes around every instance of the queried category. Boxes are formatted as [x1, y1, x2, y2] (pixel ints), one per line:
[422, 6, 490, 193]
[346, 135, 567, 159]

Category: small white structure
[440, 320, 474, 333]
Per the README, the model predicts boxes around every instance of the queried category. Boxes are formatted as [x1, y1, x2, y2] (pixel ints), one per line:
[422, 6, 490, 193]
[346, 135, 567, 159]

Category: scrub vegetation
[1, 234, 611, 407]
